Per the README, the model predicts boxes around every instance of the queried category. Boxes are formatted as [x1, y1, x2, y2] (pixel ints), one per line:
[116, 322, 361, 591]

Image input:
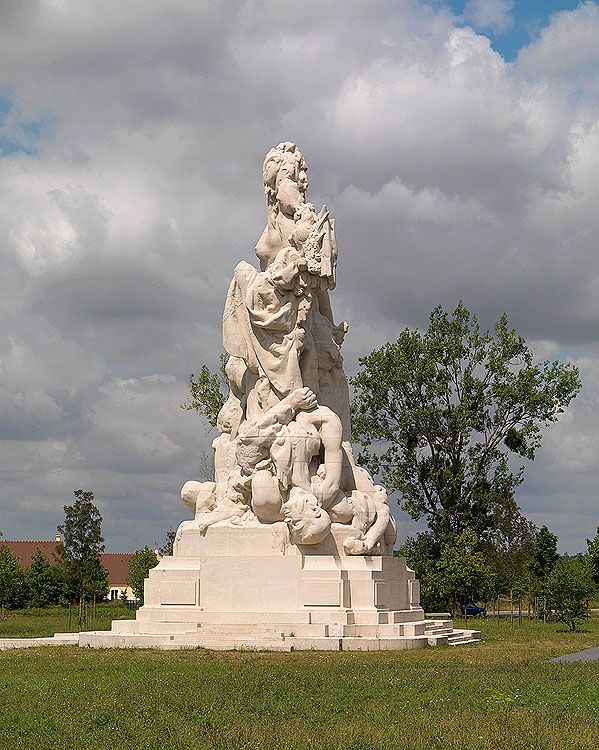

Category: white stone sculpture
[74, 144, 481, 651]
[178, 141, 397, 556]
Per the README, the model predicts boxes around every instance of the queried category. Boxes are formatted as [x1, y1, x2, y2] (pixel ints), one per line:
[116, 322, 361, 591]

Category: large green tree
[398, 528, 496, 612]
[351, 302, 581, 543]
[0, 545, 26, 610]
[436, 529, 496, 613]
[529, 525, 559, 583]
[483, 507, 537, 597]
[58, 489, 109, 612]
[126, 546, 159, 605]
[586, 527, 599, 588]
[25, 549, 63, 608]
[545, 557, 595, 632]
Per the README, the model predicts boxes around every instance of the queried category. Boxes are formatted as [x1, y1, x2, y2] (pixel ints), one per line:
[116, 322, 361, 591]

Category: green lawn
[1, 615, 598, 750]
[0, 603, 135, 638]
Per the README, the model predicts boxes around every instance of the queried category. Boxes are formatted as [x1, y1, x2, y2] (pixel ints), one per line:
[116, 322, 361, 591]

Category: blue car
[460, 603, 486, 617]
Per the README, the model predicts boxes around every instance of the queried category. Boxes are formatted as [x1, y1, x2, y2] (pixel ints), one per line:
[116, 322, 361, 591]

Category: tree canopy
[126, 546, 159, 605]
[25, 548, 62, 608]
[351, 302, 581, 543]
[58, 489, 108, 605]
[0, 544, 25, 610]
[529, 525, 560, 583]
[545, 557, 595, 631]
[586, 527, 599, 587]
[181, 355, 228, 428]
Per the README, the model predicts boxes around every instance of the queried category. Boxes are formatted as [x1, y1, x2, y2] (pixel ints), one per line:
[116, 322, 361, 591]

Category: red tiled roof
[100, 553, 134, 587]
[1, 540, 62, 569]
[1, 541, 134, 586]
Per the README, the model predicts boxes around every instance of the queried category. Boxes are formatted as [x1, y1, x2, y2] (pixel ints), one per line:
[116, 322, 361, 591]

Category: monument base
[80, 525, 481, 650]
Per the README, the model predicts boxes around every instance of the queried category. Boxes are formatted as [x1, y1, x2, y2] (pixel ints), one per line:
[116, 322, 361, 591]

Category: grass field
[1, 614, 598, 750]
[0, 603, 135, 638]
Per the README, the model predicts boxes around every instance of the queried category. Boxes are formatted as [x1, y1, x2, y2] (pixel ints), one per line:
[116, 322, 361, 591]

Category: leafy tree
[181, 354, 228, 428]
[351, 302, 581, 543]
[396, 532, 445, 611]
[435, 529, 495, 613]
[545, 557, 595, 632]
[529, 525, 559, 582]
[483, 506, 537, 596]
[0, 545, 26, 610]
[126, 546, 159, 605]
[25, 548, 63, 608]
[158, 528, 176, 557]
[585, 527, 599, 588]
[58, 489, 109, 612]
[398, 529, 495, 612]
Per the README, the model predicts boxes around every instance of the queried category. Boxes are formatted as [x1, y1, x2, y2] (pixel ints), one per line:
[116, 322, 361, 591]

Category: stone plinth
[79, 525, 481, 651]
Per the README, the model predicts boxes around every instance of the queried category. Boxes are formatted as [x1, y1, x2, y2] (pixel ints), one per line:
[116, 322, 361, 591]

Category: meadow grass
[0, 603, 135, 638]
[1, 615, 598, 750]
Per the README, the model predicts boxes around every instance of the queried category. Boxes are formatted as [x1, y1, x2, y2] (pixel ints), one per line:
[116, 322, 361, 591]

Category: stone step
[424, 620, 453, 629]
[427, 635, 450, 646]
[52, 633, 79, 645]
[186, 636, 344, 652]
[448, 638, 481, 646]
[187, 635, 432, 652]
[138, 609, 314, 626]
[447, 630, 481, 645]
[0, 633, 78, 650]
[195, 623, 332, 638]
[135, 622, 199, 636]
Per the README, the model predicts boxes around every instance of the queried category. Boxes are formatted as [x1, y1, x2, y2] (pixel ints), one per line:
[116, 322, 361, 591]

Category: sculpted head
[181, 481, 217, 516]
[283, 489, 331, 545]
[235, 439, 269, 473]
[216, 393, 242, 434]
[263, 142, 308, 203]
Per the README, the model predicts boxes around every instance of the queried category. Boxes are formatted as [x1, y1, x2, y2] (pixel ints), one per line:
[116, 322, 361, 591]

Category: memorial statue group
[178, 143, 396, 556]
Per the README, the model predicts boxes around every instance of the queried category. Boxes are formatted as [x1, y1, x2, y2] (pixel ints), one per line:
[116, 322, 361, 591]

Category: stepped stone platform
[76, 525, 481, 651]
[1, 527, 481, 652]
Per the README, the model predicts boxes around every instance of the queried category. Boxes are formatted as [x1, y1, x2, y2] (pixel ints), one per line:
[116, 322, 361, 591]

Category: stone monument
[83, 143, 480, 650]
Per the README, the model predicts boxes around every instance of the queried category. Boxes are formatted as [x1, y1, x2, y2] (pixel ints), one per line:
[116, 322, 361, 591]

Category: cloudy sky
[1, 0, 598, 552]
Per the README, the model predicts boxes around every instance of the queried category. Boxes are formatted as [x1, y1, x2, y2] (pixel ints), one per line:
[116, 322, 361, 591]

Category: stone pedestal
[80, 524, 481, 650]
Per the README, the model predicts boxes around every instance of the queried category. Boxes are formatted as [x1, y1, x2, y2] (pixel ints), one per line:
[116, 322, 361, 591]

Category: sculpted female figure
[179, 143, 397, 555]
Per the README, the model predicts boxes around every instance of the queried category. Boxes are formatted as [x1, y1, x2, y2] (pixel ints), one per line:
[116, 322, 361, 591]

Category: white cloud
[463, 0, 515, 35]
[517, 2, 599, 84]
[338, 179, 496, 226]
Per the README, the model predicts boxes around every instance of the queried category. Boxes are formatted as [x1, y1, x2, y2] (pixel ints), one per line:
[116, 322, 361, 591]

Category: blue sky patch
[0, 92, 56, 157]
[430, 0, 587, 60]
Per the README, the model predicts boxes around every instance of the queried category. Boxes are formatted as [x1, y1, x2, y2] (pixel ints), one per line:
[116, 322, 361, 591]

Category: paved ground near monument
[551, 647, 599, 662]
[1, 615, 598, 750]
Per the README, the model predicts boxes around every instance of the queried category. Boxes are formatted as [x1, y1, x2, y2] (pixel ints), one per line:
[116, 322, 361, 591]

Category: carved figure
[180, 143, 397, 555]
